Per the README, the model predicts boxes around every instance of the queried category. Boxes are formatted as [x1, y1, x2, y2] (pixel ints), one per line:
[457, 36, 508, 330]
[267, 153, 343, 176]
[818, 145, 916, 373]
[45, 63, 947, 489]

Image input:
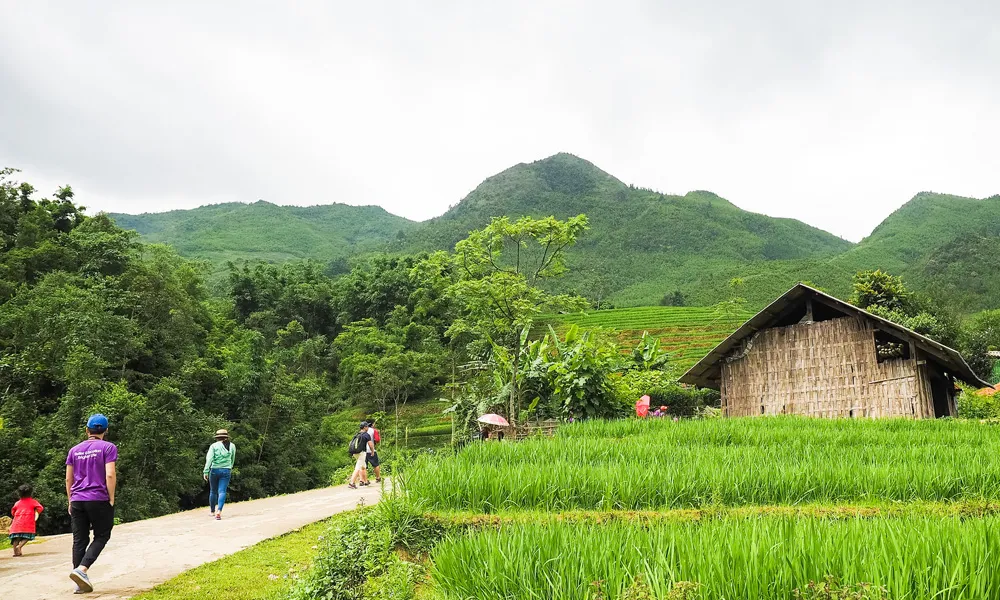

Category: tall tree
[445, 215, 590, 421]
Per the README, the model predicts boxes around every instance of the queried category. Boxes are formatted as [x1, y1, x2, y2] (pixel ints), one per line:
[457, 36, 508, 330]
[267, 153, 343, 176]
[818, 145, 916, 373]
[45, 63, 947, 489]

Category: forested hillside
[826, 192, 1000, 312]
[110, 201, 415, 273]
[393, 153, 855, 307]
[109, 154, 1000, 312]
[0, 172, 451, 534]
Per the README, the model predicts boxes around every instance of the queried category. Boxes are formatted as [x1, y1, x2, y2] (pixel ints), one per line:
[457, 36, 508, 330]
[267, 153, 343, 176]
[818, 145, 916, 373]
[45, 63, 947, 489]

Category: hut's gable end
[720, 316, 926, 418]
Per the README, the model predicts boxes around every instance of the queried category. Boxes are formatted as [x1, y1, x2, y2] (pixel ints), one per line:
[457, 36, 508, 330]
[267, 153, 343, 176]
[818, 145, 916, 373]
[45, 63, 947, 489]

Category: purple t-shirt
[66, 439, 118, 502]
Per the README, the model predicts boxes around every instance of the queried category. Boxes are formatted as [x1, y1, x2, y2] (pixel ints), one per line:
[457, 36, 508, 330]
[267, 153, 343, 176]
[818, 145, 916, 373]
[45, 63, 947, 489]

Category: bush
[957, 389, 1000, 419]
[616, 371, 720, 417]
[290, 495, 443, 600]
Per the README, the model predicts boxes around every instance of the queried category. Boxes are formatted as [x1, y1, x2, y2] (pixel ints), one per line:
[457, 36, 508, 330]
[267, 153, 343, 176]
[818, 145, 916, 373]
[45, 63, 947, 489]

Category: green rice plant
[409, 417, 1000, 512]
[429, 516, 1000, 599]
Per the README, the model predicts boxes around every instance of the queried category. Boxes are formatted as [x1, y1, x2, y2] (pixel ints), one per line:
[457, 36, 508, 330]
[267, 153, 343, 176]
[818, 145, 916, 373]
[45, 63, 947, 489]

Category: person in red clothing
[9, 484, 44, 557]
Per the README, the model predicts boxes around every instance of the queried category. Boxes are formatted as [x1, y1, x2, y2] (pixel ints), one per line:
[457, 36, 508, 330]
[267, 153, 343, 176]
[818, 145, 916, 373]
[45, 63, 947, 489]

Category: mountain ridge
[108, 153, 999, 311]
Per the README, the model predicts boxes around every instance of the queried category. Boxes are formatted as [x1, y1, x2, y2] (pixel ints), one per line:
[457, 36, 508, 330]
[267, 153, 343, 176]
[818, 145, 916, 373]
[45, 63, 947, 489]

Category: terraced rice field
[403, 417, 1000, 599]
[409, 417, 1000, 512]
[541, 306, 748, 369]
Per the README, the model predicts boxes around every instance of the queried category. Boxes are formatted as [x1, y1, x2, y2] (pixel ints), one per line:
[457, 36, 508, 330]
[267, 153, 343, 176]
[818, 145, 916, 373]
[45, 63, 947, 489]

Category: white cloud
[1, 0, 997, 241]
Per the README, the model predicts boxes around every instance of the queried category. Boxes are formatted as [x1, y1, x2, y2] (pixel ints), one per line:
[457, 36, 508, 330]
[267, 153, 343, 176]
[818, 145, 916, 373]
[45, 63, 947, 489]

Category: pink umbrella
[477, 414, 510, 427]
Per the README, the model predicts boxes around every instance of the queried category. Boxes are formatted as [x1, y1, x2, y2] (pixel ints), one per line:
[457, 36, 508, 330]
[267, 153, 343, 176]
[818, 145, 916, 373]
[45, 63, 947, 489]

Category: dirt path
[0, 484, 384, 600]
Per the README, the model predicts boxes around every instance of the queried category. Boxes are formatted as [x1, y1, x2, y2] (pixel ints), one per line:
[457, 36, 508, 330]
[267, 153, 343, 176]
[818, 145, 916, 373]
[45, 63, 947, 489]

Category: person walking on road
[66, 414, 117, 594]
[347, 422, 372, 489]
[204, 429, 236, 521]
[8, 484, 44, 557]
[366, 419, 382, 483]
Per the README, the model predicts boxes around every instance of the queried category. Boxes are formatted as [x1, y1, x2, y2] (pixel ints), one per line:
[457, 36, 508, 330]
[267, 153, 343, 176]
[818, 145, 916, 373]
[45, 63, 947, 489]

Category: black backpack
[348, 432, 366, 455]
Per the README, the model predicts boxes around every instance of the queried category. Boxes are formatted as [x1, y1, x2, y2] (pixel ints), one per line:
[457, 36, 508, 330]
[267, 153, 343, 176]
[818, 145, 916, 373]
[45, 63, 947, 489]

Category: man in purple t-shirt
[65, 414, 118, 594]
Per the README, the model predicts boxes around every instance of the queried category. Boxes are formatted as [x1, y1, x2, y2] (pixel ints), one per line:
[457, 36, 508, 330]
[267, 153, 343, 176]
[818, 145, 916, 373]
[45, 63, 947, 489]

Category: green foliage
[107, 157, 1000, 312]
[290, 496, 443, 600]
[110, 200, 415, 275]
[959, 309, 1000, 382]
[538, 326, 625, 420]
[956, 387, 1000, 419]
[849, 269, 960, 350]
[615, 371, 719, 417]
[0, 173, 346, 532]
[629, 331, 670, 371]
[448, 214, 590, 343]
[334, 317, 446, 417]
[850, 270, 910, 311]
[659, 290, 686, 307]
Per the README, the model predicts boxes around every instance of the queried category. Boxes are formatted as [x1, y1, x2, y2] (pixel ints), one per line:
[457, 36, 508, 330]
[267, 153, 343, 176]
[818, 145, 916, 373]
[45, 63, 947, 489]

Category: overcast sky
[1, 1, 997, 242]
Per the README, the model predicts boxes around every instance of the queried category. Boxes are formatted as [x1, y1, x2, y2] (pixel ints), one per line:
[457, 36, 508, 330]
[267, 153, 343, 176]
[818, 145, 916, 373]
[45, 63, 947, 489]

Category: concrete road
[0, 483, 384, 599]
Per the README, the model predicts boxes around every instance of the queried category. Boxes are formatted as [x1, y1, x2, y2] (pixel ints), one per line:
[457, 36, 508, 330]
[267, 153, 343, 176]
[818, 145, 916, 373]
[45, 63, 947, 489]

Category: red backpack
[372, 428, 380, 443]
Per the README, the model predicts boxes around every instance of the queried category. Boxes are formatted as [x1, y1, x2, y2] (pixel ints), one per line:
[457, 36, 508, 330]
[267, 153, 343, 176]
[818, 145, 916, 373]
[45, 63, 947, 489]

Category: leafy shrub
[957, 389, 1000, 419]
[290, 495, 443, 600]
[616, 371, 720, 417]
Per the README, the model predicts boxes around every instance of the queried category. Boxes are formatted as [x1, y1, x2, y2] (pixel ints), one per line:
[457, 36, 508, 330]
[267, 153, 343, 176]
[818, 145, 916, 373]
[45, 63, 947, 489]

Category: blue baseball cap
[87, 414, 109, 432]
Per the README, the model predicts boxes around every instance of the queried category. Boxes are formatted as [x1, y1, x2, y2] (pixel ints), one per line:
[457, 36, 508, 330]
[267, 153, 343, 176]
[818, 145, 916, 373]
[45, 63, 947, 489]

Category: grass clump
[289, 495, 444, 600]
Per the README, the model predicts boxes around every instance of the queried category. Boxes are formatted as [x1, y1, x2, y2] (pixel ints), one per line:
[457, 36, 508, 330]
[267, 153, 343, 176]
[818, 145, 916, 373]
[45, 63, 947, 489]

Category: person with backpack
[365, 419, 382, 483]
[347, 422, 372, 490]
[203, 429, 236, 521]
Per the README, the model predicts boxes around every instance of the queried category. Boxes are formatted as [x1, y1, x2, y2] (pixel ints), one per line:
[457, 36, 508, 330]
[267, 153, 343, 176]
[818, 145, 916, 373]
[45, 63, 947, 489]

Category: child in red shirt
[9, 484, 44, 557]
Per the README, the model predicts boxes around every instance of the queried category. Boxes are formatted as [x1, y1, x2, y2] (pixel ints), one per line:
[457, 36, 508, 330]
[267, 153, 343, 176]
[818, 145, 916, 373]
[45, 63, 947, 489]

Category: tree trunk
[509, 342, 520, 426]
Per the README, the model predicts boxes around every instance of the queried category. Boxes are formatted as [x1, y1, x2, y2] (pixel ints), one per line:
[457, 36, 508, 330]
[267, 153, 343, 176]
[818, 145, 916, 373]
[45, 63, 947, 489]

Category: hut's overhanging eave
[679, 284, 990, 390]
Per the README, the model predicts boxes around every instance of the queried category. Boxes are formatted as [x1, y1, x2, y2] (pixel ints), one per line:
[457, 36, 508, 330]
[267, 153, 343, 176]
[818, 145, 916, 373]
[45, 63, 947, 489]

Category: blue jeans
[209, 468, 232, 513]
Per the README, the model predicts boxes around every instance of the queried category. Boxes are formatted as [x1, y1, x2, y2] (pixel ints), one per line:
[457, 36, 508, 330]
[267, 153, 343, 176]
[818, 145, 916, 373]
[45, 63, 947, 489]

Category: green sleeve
[203, 444, 215, 475]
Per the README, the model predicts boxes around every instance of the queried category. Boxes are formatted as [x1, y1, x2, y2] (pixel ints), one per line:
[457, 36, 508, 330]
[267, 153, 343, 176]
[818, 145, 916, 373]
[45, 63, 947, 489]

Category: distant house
[680, 284, 988, 418]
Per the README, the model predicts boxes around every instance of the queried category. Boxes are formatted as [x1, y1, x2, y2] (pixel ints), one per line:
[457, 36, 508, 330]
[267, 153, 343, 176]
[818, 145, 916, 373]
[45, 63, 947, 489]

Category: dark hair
[86, 427, 106, 436]
[17, 484, 33, 499]
[222, 439, 231, 451]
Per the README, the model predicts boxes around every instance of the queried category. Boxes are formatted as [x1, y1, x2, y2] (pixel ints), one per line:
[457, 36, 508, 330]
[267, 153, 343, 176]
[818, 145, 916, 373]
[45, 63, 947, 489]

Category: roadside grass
[133, 517, 337, 600]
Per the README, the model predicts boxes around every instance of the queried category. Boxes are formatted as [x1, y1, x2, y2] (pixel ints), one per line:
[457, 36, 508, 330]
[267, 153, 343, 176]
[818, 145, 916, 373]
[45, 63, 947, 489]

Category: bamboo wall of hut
[719, 316, 948, 418]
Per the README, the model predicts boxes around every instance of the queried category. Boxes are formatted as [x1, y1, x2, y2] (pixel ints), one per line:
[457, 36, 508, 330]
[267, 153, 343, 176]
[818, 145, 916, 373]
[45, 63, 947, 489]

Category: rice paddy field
[430, 517, 1000, 600]
[541, 306, 747, 370]
[399, 417, 1000, 599]
[409, 417, 1000, 512]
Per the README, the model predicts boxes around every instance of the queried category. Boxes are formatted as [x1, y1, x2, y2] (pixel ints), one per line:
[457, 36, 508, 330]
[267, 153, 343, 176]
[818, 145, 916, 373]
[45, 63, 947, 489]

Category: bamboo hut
[680, 284, 988, 418]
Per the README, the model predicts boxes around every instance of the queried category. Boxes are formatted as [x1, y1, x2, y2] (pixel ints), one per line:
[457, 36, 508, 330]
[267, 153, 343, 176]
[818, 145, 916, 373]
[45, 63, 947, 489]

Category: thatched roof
[680, 284, 989, 390]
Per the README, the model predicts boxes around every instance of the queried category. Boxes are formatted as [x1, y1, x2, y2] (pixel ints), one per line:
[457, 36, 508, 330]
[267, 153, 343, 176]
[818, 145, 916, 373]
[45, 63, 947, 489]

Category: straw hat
[214, 429, 230, 439]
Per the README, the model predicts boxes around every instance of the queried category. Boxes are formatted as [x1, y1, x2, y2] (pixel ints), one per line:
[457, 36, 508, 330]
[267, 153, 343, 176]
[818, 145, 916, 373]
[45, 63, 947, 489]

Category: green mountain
[108, 154, 1000, 312]
[394, 153, 855, 306]
[110, 201, 416, 270]
[827, 192, 1000, 312]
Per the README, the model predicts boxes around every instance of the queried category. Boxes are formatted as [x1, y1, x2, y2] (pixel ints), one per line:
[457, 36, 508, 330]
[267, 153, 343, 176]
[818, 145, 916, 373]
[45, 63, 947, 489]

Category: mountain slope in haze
[396, 153, 855, 307]
[110, 201, 416, 269]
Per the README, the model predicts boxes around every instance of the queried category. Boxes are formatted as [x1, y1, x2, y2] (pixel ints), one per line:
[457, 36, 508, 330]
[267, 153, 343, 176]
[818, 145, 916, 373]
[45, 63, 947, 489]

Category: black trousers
[70, 501, 115, 569]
